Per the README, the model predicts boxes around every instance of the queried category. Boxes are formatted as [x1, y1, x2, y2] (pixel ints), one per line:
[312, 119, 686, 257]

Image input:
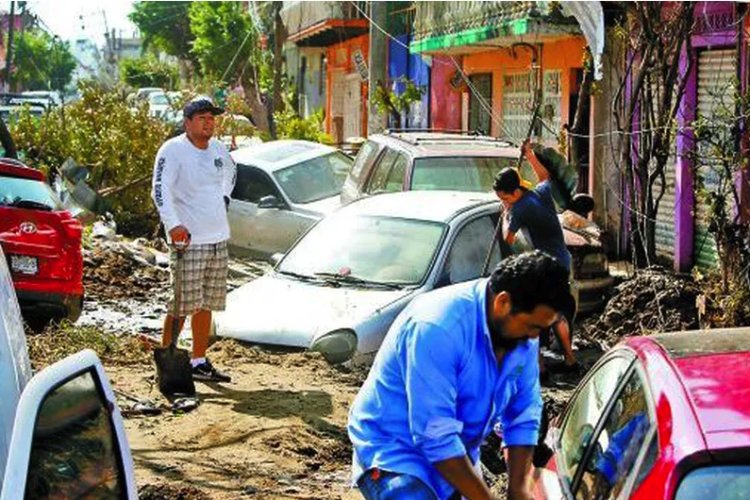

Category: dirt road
[112, 342, 364, 499]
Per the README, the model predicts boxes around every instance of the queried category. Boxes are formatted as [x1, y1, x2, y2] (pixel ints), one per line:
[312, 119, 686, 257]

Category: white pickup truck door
[1, 349, 136, 499]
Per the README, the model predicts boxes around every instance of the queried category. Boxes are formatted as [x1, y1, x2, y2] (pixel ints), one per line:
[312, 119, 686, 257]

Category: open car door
[1, 349, 136, 499]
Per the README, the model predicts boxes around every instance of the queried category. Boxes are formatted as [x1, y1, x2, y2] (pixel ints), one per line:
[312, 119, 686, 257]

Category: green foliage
[273, 109, 332, 144]
[373, 78, 425, 128]
[188, 2, 257, 83]
[129, 2, 196, 65]
[120, 54, 179, 89]
[12, 30, 75, 91]
[10, 81, 170, 235]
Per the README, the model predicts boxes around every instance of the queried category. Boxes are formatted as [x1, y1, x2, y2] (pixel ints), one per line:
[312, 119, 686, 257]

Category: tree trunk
[269, 1, 287, 139]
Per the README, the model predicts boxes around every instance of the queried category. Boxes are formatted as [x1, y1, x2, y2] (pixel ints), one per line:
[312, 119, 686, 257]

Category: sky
[26, 0, 138, 47]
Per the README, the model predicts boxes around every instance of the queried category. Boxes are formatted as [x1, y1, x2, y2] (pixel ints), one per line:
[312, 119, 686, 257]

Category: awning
[410, 19, 529, 54]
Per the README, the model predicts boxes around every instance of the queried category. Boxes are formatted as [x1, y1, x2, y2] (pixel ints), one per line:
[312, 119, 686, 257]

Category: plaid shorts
[169, 241, 228, 317]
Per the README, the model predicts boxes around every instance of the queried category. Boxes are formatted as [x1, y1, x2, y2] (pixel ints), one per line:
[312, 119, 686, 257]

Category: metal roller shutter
[694, 48, 736, 269]
[654, 157, 676, 261]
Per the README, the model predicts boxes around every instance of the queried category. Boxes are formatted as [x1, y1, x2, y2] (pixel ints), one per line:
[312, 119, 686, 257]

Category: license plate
[10, 255, 38, 275]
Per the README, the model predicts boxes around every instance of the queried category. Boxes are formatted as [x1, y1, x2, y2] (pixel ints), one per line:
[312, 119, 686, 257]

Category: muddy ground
[26, 241, 702, 499]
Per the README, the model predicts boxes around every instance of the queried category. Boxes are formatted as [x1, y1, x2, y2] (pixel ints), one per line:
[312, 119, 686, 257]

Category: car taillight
[62, 218, 83, 241]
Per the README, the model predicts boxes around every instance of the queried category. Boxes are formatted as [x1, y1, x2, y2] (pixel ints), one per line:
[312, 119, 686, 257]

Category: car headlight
[310, 329, 357, 364]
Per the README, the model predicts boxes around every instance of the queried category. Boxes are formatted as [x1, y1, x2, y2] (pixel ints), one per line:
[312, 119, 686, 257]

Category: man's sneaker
[192, 359, 232, 382]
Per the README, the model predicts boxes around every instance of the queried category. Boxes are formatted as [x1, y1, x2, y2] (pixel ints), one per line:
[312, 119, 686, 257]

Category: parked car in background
[215, 191, 506, 363]
[0, 105, 44, 124]
[134, 87, 164, 102]
[532, 328, 750, 500]
[147, 91, 171, 119]
[342, 131, 613, 312]
[228, 140, 352, 257]
[0, 160, 83, 329]
[21, 90, 62, 107]
[0, 244, 137, 499]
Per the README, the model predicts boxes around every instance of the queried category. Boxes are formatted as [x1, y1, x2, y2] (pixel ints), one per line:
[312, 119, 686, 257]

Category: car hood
[294, 195, 341, 216]
[214, 274, 410, 347]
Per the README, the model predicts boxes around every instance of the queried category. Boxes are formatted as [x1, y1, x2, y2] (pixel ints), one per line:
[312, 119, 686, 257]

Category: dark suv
[0, 160, 83, 328]
[340, 131, 614, 312]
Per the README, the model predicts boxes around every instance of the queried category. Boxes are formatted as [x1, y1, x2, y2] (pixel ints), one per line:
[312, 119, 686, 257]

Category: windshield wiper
[314, 272, 404, 290]
[6, 199, 53, 211]
[277, 270, 320, 283]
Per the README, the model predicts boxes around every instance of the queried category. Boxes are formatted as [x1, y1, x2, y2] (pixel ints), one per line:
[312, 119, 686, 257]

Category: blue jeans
[358, 469, 437, 500]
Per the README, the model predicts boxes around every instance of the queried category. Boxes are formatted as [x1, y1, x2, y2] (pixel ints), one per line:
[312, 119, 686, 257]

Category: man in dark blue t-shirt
[493, 140, 579, 375]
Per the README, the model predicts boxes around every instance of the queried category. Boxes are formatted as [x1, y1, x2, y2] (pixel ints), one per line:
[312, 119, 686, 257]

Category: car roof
[370, 132, 520, 158]
[627, 329, 750, 449]
[0, 160, 45, 180]
[231, 140, 338, 172]
[340, 190, 498, 223]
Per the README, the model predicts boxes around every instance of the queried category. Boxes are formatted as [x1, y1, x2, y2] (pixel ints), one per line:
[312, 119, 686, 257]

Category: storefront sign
[352, 49, 368, 81]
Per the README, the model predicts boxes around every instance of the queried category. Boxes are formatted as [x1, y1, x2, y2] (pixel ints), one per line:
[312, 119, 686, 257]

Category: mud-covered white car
[0, 245, 136, 498]
[215, 191, 505, 363]
[228, 140, 352, 257]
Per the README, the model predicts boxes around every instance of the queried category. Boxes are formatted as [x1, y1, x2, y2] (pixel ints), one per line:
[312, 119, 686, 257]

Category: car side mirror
[258, 195, 284, 209]
[3, 350, 136, 497]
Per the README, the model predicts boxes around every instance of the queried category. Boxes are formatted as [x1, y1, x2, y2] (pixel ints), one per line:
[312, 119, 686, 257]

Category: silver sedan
[228, 140, 352, 257]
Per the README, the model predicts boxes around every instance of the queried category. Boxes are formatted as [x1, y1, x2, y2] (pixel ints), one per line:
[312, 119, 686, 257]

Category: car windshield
[0, 176, 62, 210]
[278, 212, 446, 286]
[411, 156, 521, 192]
[150, 94, 168, 105]
[273, 151, 352, 204]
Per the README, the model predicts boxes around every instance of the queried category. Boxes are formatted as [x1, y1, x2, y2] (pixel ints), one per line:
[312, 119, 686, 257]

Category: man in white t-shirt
[151, 95, 237, 382]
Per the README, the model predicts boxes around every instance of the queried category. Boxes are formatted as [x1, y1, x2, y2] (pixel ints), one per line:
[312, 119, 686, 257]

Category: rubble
[138, 483, 211, 500]
[578, 267, 700, 349]
[83, 237, 170, 302]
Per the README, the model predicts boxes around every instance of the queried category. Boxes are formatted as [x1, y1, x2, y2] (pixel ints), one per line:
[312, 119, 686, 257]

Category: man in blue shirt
[348, 251, 574, 499]
[493, 141, 578, 374]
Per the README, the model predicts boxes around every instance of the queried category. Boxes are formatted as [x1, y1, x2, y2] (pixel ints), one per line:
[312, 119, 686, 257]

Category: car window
[366, 148, 399, 194]
[0, 175, 63, 210]
[411, 156, 520, 192]
[577, 369, 652, 499]
[442, 215, 500, 285]
[350, 140, 380, 181]
[273, 151, 351, 204]
[558, 355, 632, 489]
[384, 153, 408, 193]
[24, 370, 126, 499]
[279, 212, 446, 285]
[675, 465, 750, 500]
[231, 165, 279, 204]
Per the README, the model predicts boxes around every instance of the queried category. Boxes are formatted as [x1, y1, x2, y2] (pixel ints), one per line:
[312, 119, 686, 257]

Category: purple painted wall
[673, 1, 740, 271]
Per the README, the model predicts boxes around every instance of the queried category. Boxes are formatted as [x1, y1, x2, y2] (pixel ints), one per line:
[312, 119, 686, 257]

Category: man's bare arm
[522, 141, 550, 182]
[434, 456, 493, 500]
[506, 446, 535, 500]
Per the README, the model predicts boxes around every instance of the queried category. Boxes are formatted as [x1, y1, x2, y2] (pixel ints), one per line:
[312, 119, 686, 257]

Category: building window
[502, 72, 534, 141]
[541, 70, 562, 143]
[468, 73, 492, 135]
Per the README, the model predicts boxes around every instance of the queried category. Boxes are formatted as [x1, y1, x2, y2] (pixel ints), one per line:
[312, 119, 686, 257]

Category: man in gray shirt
[493, 140, 578, 375]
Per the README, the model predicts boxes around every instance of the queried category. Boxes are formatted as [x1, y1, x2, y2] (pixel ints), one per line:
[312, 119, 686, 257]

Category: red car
[533, 328, 750, 499]
[0, 159, 83, 328]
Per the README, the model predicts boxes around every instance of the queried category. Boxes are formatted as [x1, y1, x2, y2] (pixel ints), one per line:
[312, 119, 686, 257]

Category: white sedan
[215, 191, 504, 363]
[228, 140, 352, 257]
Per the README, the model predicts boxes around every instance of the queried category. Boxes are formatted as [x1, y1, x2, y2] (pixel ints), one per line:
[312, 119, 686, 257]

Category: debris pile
[579, 267, 700, 348]
[138, 483, 211, 500]
[27, 323, 151, 369]
[83, 236, 170, 301]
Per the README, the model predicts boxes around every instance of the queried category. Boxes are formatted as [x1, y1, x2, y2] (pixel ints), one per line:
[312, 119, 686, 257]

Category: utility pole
[4, 1, 16, 91]
[367, 1, 387, 134]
